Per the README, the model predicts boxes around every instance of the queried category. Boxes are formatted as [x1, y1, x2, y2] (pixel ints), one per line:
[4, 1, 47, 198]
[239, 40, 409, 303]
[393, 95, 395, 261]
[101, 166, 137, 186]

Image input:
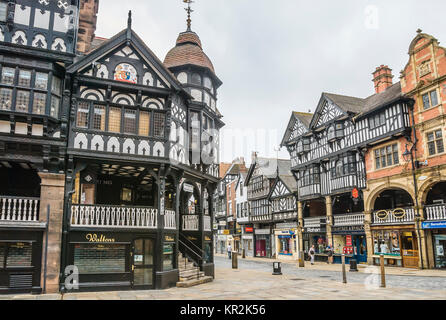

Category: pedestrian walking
[326, 245, 334, 264]
[227, 243, 232, 259]
[309, 245, 315, 265]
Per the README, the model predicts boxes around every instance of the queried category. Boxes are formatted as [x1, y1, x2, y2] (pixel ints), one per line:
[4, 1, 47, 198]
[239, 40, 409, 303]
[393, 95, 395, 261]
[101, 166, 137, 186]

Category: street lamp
[402, 144, 424, 269]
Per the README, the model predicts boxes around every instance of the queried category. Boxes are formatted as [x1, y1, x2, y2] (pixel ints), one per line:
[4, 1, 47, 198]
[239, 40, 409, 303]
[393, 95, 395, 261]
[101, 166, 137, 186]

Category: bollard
[298, 251, 305, 268]
[273, 261, 282, 275]
[349, 259, 358, 272]
[232, 251, 238, 269]
[242, 248, 246, 259]
[380, 254, 386, 288]
[341, 254, 347, 284]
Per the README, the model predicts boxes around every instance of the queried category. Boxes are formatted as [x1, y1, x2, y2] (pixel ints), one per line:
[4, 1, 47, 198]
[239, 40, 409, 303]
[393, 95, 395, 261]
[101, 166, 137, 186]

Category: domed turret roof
[164, 30, 215, 74]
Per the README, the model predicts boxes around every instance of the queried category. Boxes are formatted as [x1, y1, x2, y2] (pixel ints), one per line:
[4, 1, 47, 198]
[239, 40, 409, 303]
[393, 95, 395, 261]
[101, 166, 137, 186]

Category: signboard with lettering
[245, 227, 254, 233]
[183, 183, 194, 193]
[346, 235, 352, 247]
[422, 221, 446, 229]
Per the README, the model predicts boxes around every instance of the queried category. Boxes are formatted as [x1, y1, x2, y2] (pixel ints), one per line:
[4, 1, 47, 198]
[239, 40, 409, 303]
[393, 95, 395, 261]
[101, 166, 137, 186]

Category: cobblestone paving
[1, 256, 445, 300]
[215, 256, 446, 291]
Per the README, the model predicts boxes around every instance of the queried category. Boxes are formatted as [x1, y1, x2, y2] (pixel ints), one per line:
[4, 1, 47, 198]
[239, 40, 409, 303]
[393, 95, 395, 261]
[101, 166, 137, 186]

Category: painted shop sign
[165, 235, 175, 242]
[205, 236, 211, 241]
[86, 233, 115, 243]
[245, 227, 254, 233]
[255, 229, 270, 235]
[422, 221, 446, 229]
[376, 208, 407, 220]
[303, 227, 326, 233]
[332, 225, 364, 233]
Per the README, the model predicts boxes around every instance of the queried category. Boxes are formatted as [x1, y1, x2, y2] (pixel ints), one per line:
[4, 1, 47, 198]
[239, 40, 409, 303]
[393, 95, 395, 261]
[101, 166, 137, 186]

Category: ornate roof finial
[183, 0, 194, 31]
[128, 10, 132, 29]
[416, 28, 423, 34]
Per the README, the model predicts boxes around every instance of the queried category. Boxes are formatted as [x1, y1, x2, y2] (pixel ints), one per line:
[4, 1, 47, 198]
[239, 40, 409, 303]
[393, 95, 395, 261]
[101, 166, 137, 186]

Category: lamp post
[403, 144, 424, 269]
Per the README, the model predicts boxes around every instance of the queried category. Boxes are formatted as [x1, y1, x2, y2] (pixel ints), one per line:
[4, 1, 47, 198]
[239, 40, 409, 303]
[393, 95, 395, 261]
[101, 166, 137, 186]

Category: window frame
[374, 143, 399, 170]
[426, 129, 444, 156]
[422, 89, 440, 110]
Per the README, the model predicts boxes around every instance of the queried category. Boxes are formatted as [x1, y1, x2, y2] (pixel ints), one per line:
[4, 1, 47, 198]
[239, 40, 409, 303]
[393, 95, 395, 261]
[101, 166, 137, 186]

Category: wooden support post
[342, 254, 347, 284]
[380, 254, 386, 288]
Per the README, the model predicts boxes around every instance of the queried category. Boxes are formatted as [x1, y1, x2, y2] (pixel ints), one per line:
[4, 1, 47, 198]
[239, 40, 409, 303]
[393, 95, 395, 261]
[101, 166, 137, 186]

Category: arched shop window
[0, 66, 62, 118]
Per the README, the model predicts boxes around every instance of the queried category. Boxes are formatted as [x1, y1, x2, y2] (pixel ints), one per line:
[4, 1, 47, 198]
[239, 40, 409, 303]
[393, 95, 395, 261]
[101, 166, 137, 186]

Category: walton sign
[375, 208, 407, 220]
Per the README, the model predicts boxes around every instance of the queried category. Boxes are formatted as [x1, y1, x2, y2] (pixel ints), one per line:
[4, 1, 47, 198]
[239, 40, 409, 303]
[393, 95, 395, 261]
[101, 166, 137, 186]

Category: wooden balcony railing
[0, 196, 40, 222]
[164, 210, 176, 229]
[303, 217, 326, 228]
[333, 213, 365, 226]
[425, 204, 446, 221]
[70, 205, 157, 229]
[372, 207, 415, 225]
[182, 215, 199, 231]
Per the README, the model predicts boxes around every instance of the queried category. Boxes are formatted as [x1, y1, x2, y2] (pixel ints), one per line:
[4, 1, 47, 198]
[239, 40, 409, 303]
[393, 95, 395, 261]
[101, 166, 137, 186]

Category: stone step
[176, 276, 213, 288]
[179, 269, 204, 278]
[178, 262, 195, 270]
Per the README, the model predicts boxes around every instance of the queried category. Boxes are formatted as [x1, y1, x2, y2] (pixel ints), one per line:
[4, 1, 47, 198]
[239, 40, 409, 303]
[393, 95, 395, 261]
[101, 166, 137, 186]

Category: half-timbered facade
[57, 11, 224, 291]
[0, 0, 79, 294]
[282, 76, 413, 264]
[268, 175, 298, 260]
[245, 154, 291, 258]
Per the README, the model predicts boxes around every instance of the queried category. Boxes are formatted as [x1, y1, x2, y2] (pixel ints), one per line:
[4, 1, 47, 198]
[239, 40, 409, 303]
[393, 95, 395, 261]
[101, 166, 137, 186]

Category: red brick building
[363, 30, 446, 269]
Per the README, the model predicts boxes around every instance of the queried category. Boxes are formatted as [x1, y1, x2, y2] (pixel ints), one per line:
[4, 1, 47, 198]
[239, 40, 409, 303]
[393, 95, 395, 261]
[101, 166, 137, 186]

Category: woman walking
[309, 245, 315, 265]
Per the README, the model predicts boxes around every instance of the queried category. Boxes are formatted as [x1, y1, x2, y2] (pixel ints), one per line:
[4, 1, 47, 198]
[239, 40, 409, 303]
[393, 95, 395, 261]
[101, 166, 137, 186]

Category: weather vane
[183, 0, 194, 31]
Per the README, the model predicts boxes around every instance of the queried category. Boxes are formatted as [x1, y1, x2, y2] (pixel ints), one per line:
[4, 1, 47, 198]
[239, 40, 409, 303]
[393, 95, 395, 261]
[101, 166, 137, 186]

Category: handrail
[180, 233, 204, 254]
[178, 238, 203, 281]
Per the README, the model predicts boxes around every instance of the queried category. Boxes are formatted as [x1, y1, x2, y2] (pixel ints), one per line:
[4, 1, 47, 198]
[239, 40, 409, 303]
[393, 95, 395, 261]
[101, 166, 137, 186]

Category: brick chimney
[77, 0, 100, 54]
[372, 65, 394, 94]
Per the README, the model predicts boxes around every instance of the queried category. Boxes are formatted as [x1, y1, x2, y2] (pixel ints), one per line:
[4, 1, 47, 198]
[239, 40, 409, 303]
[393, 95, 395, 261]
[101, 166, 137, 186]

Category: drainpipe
[409, 102, 425, 269]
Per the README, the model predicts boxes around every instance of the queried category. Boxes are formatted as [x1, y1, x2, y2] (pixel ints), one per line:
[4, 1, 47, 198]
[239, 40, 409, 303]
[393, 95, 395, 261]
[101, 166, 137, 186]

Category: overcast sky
[95, 0, 446, 164]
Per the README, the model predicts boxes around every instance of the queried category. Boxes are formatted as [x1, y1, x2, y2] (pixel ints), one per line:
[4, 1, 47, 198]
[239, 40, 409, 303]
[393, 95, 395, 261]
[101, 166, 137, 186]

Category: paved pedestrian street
[2, 256, 445, 300]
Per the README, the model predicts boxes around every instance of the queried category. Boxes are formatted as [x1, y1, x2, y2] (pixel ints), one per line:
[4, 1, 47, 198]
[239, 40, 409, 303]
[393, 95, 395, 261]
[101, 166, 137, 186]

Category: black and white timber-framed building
[0, 0, 225, 294]
[0, 0, 79, 294]
[281, 84, 414, 264]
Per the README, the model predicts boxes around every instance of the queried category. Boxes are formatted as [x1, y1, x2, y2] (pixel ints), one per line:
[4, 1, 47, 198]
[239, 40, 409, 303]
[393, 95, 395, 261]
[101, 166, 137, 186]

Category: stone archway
[364, 182, 415, 212]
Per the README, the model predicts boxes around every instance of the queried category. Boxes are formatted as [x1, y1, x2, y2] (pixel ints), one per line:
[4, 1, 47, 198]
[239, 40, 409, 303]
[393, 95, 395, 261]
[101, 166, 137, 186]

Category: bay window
[0, 66, 62, 118]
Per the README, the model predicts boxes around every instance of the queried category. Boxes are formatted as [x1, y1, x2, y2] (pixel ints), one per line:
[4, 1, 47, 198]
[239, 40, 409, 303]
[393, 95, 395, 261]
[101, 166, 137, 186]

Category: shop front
[65, 231, 177, 292]
[302, 226, 327, 262]
[0, 229, 44, 294]
[332, 226, 367, 264]
[254, 228, 272, 258]
[422, 221, 446, 269]
[274, 222, 298, 260]
[371, 226, 419, 268]
[241, 226, 254, 257]
[216, 234, 227, 254]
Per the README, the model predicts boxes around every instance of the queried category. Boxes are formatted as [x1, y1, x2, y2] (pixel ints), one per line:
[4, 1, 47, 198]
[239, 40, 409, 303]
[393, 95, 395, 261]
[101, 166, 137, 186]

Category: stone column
[325, 196, 333, 247]
[297, 201, 304, 253]
[38, 172, 65, 294]
[364, 210, 374, 265]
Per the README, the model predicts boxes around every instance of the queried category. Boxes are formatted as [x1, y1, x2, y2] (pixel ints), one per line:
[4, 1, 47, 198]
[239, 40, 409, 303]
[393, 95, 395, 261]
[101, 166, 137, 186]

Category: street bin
[349, 259, 358, 272]
[272, 262, 282, 275]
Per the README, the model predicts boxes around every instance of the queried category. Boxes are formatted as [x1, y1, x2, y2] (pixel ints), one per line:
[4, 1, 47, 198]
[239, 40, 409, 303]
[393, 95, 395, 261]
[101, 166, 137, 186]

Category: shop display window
[203, 243, 212, 263]
[333, 235, 346, 254]
[278, 236, 292, 255]
[434, 234, 446, 269]
[74, 243, 126, 274]
[372, 230, 401, 256]
[163, 243, 174, 271]
[5, 242, 32, 267]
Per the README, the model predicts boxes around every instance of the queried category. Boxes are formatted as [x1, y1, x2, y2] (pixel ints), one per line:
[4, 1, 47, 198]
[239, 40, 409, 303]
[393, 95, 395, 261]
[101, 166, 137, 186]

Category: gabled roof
[280, 111, 313, 146]
[267, 175, 297, 200]
[358, 82, 404, 117]
[245, 157, 291, 186]
[323, 93, 365, 114]
[67, 26, 184, 92]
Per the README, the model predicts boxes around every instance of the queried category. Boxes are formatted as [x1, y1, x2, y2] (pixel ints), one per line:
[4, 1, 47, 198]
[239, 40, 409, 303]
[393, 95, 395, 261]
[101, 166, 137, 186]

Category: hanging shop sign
[245, 227, 254, 233]
[352, 188, 359, 199]
[346, 235, 352, 247]
[183, 183, 194, 193]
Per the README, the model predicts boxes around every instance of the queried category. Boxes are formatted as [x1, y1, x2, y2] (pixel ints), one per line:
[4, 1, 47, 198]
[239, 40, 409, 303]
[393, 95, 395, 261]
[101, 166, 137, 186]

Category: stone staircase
[176, 253, 213, 288]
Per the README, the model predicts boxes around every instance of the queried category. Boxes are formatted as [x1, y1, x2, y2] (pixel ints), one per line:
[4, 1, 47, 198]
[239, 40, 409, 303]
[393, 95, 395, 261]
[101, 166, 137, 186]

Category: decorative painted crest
[114, 63, 137, 83]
